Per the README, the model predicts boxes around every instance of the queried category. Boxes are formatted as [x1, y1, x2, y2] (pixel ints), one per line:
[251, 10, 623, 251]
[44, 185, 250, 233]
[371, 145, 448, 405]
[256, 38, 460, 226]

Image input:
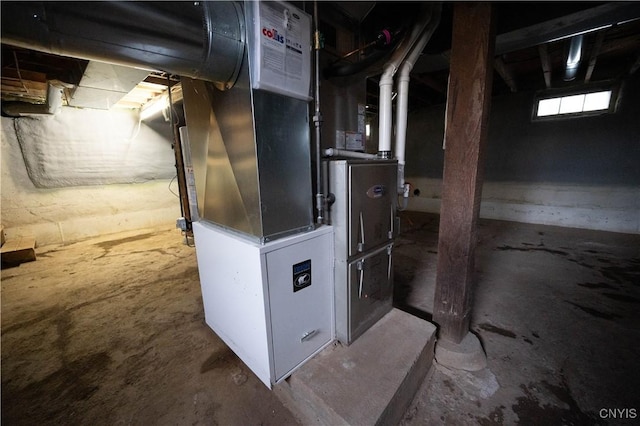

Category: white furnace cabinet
[193, 221, 334, 388]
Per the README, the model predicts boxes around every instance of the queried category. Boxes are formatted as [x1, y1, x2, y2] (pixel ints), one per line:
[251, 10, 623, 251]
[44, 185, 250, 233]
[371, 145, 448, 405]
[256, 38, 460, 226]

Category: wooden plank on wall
[433, 2, 496, 344]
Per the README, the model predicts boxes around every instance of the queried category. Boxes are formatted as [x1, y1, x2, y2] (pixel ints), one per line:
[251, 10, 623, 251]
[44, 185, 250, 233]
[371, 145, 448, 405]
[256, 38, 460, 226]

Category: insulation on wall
[1, 108, 181, 246]
[13, 106, 175, 188]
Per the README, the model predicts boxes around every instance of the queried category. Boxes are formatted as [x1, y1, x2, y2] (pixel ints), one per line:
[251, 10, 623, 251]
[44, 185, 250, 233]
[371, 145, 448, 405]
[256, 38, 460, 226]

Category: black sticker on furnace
[293, 259, 312, 292]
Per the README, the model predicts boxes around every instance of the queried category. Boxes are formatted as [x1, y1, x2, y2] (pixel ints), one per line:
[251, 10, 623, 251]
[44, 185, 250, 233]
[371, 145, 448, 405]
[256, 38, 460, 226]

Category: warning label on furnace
[252, 1, 311, 100]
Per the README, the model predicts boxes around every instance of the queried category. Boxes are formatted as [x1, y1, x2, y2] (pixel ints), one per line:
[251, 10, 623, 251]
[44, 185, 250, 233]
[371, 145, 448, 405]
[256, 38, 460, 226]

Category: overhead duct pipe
[0, 1, 245, 89]
[564, 34, 584, 81]
[395, 4, 442, 200]
[378, 4, 438, 158]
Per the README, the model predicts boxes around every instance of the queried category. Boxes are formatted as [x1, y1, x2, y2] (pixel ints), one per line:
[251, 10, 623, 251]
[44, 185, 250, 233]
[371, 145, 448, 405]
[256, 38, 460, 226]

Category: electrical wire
[168, 175, 180, 198]
[127, 114, 142, 141]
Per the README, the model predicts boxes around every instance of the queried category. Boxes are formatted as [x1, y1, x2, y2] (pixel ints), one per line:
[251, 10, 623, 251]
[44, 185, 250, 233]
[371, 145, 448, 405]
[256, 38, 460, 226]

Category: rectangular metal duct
[182, 53, 314, 242]
[67, 61, 150, 110]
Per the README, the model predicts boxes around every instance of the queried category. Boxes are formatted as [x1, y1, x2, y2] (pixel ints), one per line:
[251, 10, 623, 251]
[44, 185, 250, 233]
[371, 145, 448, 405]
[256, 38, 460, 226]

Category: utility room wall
[1, 106, 181, 246]
[403, 73, 640, 234]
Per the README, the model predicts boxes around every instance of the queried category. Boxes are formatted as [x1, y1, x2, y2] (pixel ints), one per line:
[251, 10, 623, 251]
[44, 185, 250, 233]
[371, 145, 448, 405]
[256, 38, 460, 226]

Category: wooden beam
[585, 30, 606, 82]
[144, 75, 180, 87]
[538, 43, 552, 88]
[433, 2, 495, 344]
[1, 79, 48, 93]
[599, 33, 640, 56]
[414, 3, 640, 73]
[494, 57, 517, 92]
[496, 3, 640, 55]
[0, 68, 48, 83]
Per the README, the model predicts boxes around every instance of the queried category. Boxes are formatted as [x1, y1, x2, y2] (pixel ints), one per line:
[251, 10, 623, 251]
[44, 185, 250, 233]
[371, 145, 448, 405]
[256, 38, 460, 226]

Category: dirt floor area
[1, 229, 297, 425]
[2, 213, 639, 425]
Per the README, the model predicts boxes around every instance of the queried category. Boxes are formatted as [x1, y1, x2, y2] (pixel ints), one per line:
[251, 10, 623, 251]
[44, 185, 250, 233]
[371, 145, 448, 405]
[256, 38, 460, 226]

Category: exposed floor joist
[494, 56, 518, 92]
[538, 44, 553, 89]
[413, 74, 447, 95]
[585, 31, 607, 82]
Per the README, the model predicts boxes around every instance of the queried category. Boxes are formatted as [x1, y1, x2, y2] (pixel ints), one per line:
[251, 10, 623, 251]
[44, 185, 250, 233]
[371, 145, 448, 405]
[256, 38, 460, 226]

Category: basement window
[533, 85, 618, 121]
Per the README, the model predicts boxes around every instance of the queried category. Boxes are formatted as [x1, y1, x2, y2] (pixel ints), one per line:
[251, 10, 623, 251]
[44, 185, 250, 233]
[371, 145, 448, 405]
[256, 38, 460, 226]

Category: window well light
[535, 89, 613, 119]
[558, 94, 585, 114]
[583, 91, 611, 112]
[537, 98, 560, 116]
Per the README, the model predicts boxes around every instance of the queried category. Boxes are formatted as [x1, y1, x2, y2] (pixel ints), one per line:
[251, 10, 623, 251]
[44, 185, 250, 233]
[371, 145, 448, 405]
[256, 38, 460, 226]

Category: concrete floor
[395, 212, 640, 425]
[2, 212, 639, 424]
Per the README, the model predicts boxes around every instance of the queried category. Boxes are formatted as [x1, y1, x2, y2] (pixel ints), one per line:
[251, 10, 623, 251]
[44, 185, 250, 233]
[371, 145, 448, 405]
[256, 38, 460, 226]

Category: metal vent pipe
[1, 1, 245, 89]
[564, 34, 584, 81]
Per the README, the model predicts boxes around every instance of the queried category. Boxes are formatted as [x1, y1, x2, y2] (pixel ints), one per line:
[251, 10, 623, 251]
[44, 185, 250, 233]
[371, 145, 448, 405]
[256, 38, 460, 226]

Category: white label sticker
[346, 132, 364, 151]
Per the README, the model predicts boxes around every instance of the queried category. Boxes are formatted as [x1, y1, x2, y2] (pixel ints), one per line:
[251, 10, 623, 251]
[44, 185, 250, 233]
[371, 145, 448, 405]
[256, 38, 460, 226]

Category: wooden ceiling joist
[585, 30, 607, 82]
[413, 74, 447, 94]
[494, 57, 517, 92]
[538, 43, 553, 88]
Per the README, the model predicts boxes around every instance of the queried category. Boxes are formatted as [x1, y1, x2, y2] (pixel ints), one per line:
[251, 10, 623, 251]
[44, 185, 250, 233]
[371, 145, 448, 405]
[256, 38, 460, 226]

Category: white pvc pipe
[378, 5, 436, 156]
[324, 148, 378, 159]
[378, 74, 394, 155]
[394, 4, 441, 191]
[395, 75, 410, 168]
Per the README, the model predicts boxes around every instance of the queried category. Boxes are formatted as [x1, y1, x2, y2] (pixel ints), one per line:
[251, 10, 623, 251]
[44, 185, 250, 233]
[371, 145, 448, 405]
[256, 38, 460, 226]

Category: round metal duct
[0, 1, 245, 89]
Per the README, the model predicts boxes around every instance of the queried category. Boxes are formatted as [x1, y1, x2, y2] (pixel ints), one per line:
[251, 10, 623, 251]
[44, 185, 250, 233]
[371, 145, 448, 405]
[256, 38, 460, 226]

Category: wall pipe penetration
[377, 4, 439, 159]
[0, 1, 245, 88]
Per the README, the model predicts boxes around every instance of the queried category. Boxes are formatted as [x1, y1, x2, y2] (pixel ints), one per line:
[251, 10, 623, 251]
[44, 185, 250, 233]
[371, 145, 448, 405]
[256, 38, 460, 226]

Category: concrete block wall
[406, 178, 640, 234]
[1, 107, 181, 247]
[402, 73, 640, 234]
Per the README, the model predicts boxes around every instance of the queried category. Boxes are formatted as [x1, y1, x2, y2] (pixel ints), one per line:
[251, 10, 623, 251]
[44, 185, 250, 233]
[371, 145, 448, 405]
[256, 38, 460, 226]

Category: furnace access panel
[327, 159, 397, 344]
[193, 221, 334, 388]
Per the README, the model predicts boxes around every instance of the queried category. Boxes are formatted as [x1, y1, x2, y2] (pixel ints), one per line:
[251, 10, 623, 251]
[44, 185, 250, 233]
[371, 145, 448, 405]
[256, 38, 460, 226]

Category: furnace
[0, 0, 438, 389]
[176, 0, 441, 387]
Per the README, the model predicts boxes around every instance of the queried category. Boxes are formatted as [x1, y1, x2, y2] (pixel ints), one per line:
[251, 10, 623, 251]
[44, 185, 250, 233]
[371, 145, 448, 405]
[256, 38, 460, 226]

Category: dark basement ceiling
[336, 1, 640, 110]
[2, 1, 640, 112]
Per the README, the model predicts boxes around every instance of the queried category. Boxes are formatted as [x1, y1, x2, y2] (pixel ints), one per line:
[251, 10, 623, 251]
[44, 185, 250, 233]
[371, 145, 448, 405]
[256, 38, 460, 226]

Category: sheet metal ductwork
[1, 1, 245, 89]
[181, 1, 315, 243]
[564, 35, 584, 81]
